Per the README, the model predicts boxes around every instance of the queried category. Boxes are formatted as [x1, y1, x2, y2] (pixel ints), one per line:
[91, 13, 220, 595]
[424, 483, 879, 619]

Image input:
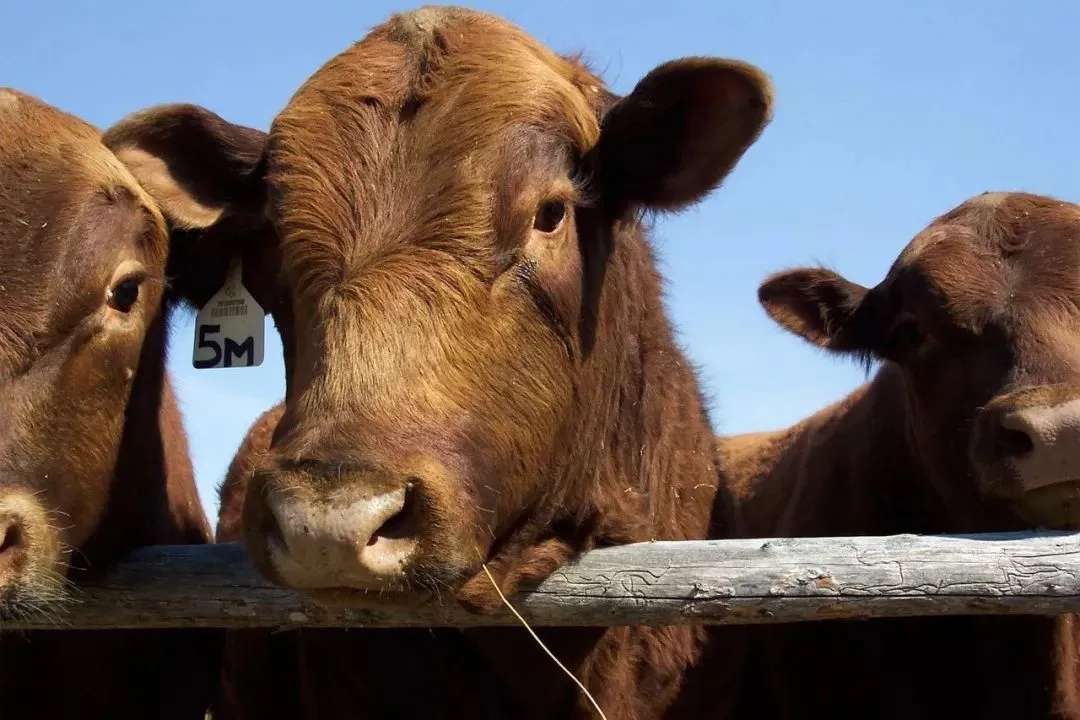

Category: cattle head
[760, 193, 1080, 529]
[104, 8, 771, 607]
[0, 90, 169, 614]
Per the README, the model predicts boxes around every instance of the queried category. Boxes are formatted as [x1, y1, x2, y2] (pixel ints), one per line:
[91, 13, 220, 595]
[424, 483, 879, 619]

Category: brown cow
[103, 7, 771, 718]
[0, 90, 216, 718]
[721, 192, 1080, 718]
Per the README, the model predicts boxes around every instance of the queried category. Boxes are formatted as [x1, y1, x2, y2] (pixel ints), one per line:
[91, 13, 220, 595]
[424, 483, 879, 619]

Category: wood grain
[4, 533, 1080, 630]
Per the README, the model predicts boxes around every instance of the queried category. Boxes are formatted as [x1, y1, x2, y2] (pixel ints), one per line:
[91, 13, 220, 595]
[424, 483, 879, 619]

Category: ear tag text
[193, 260, 265, 369]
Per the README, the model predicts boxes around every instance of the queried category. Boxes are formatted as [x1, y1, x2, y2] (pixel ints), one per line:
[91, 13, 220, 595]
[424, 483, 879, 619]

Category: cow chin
[262, 546, 476, 606]
[0, 492, 67, 616]
[974, 461, 1080, 529]
[974, 462, 1080, 530]
[1014, 482, 1080, 530]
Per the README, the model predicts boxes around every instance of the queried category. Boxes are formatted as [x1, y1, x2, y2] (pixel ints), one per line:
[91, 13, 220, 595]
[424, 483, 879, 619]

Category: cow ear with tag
[103, 104, 279, 315]
[193, 260, 265, 369]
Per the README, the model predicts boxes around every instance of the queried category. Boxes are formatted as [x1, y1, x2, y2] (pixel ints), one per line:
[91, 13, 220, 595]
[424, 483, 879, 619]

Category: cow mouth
[0, 562, 71, 621]
[1015, 481, 1080, 530]
[278, 556, 475, 609]
[0, 583, 70, 621]
[263, 530, 425, 597]
[0, 494, 69, 619]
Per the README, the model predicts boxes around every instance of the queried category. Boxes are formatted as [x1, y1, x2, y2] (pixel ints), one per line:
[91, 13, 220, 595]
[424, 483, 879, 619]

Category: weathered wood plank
[4, 532, 1080, 630]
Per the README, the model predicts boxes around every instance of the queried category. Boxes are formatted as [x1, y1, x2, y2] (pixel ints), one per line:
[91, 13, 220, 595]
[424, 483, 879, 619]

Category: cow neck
[461, 226, 724, 718]
[573, 222, 723, 546]
[721, 364, 924, 537]
[79, 309, 206, 570]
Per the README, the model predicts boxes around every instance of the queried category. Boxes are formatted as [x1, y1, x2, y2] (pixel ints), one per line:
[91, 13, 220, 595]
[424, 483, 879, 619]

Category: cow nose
[0, 513, 28, 580]
[996, 398, 1080, 492]
[992, 415, 1036, 461]
[262, 481, 420, 589]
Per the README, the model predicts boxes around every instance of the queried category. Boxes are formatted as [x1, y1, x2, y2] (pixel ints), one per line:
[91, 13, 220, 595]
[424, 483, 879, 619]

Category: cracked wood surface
[4, 533, 1080, 630]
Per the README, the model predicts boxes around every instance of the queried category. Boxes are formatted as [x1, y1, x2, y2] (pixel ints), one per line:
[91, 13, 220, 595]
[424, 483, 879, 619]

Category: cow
[103, 7, 772, 718]
[720, 192, 1080, 718]
[0, 90, 216, 719]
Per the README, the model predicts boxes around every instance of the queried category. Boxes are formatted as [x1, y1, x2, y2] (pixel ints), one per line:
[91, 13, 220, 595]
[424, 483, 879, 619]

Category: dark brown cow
[104, 7, 771, 718]
[721, 192, 1080, 719]
[0, 90, 216, 718]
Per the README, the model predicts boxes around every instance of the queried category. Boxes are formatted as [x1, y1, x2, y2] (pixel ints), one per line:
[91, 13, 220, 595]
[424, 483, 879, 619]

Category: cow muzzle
[246, 462, 429, 592]
[0, 489, 64, 610]
[972, 385, 1080, 528]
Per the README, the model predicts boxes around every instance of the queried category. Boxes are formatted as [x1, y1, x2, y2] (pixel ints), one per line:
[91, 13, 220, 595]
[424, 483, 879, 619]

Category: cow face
[0, 90, 168, 613]
[760, 193, 1080, 528]
[104, 8, 771, 604]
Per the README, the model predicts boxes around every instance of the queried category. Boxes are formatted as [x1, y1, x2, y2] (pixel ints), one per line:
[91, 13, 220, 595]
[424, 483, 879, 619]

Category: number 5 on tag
[193, 260, 265, 369]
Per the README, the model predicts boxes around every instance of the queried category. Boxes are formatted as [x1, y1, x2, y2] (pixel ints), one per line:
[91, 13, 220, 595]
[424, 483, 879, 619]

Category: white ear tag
[193, 260, 265, 369]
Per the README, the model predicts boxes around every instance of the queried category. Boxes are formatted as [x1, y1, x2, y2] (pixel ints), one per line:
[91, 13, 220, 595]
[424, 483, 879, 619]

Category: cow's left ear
[758, 268, 876, 354]
[591, 58, 772, 212]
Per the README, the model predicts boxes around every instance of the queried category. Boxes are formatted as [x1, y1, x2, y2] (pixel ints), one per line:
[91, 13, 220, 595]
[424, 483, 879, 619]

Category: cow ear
[104, 105, 278, 311]
[758, 268, 877, 355]
[591, 58, 772, 212]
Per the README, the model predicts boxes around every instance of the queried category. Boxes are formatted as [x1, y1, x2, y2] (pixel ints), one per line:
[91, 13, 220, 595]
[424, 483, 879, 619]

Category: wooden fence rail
[4, 532, 1080, 630]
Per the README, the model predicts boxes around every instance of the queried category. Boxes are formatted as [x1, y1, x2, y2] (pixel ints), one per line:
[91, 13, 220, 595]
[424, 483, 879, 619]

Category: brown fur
[724, 192, 1080, 718]
[106, 7, 771, 718]
[0, 89, 216, 719]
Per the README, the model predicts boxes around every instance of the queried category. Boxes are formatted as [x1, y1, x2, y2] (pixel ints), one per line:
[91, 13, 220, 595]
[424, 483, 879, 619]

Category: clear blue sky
[3, 1, 1077, 519]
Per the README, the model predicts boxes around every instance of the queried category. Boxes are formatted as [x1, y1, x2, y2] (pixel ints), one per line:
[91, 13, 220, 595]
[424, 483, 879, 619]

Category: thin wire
[481, 564, 608, 720]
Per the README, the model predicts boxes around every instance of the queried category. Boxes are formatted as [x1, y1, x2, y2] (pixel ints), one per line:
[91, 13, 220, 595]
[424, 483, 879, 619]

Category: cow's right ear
[590, 58, 772, 213]
[758, 268, 876, 355]
[104, 105, 278, 310]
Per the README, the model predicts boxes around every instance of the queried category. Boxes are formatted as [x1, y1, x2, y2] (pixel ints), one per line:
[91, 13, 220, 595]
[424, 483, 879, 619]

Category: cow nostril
[368, 480, 419, 545]
[997, 426, 1035, 460]
[262, 501, 288, 552]
[0, 524, 20, 555]
[0, 521, 24, 568]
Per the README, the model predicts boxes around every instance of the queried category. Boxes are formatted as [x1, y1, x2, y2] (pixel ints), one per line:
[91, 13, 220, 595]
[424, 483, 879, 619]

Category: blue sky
[3, 1, 1077, 519]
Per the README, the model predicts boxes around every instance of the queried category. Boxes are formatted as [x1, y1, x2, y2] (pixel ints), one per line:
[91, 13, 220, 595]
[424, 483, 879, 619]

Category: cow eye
[107, 277, 141, 313]
[533, 200, 567, 234]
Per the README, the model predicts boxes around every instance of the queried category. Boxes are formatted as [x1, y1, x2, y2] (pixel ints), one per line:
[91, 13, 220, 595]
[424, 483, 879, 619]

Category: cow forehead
[889, 194, 1080, 325]
[272, 9, 601, 175]
[0, 90, 164, 230]
[899, 193, 1080, 268]
[0, 91, 167, 364]
[268, 9, 603, 291]
[282, 18, 594, 168]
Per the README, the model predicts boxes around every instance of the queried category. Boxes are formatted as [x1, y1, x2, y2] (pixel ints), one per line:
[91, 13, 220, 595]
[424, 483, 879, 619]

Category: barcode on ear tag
[193, 260, 265, 369]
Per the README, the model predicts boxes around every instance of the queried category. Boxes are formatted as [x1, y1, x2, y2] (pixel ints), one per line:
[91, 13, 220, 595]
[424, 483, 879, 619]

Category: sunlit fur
[0, 89, 167, 607]
[0, 89, 214, 719]
[250, 7, 769, 606]
[106, 7, 772, 716]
